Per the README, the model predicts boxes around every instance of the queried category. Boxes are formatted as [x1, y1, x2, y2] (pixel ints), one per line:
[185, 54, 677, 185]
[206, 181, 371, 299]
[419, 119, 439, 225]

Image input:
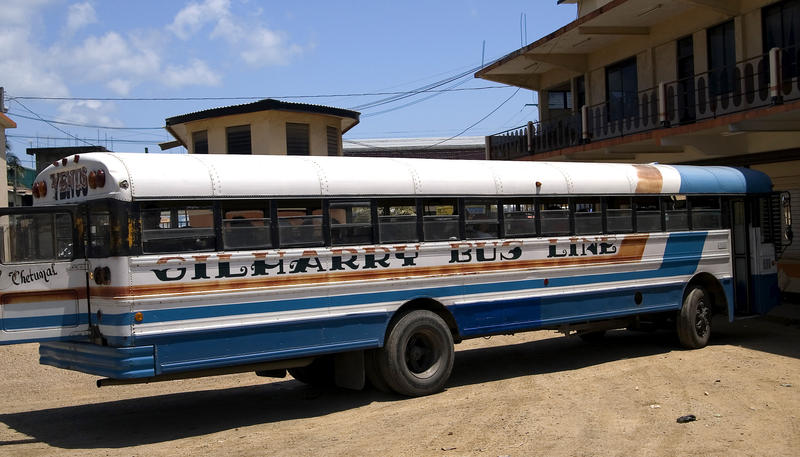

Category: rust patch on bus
[1, 289, 82, 305]
[633, 165, 663, 193]
[95, 235, 651, 299]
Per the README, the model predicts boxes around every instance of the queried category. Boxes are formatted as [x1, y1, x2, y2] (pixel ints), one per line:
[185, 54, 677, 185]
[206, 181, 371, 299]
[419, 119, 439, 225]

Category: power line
[7, 85, 509, 102]
[7, 111, 164, 130]
[6, 134, 161, 145]
[12, 99, 94, 147]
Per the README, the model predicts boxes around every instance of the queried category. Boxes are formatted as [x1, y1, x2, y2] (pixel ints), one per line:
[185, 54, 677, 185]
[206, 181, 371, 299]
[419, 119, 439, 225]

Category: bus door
[729, 196, 782, 316]
[0, 206, 90, 344]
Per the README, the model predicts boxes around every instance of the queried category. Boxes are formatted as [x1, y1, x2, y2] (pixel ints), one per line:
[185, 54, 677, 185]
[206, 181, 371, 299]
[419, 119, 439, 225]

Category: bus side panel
[0, 261, 90, 345]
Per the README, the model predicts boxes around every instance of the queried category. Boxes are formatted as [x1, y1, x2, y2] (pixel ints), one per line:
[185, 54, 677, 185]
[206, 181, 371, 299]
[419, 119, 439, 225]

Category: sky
[1, 0, 577, 169]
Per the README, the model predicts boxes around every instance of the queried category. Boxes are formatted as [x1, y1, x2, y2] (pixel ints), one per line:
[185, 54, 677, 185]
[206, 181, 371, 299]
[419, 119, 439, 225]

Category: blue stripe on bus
[673, 166, 772, 194]
[97, 232, 710, 330]
[1, 314, 89, 332]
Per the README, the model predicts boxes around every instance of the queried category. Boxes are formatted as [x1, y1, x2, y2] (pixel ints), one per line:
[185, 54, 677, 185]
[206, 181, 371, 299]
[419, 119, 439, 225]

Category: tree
[6, 152, 22, 207]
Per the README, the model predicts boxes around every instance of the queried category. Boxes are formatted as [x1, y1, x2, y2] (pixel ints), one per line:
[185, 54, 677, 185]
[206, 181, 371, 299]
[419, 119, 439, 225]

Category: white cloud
[163, 59, 221, 87]
[170, 0, 231, 40]
[57, 100, 123, 128]
[170, 0, 303, 67]
[240, 28, 302, 67]
[66, 2, 97, 34]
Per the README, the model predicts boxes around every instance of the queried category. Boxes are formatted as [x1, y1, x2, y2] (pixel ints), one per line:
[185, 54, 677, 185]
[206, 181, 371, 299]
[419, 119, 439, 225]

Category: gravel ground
[1, 316, 798, 456]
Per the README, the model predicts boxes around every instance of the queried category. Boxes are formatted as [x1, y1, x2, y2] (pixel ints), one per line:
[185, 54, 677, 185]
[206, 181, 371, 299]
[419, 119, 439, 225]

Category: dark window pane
[607, 197, 633, 234]
[330, 200, 373, 246]
[222, 203, 271, 250]
[286, 123, 310, 156]
[606, 57, 638, 121]
[378, 199, 417, 243]
[192, 130, 208, 154]
[574, 198, 602, 235]
[423, 199, 458, 241]
[690, 196, 722, 230]
[540, 199, 570, 235]
[664, 196, 689, 231]
[503, 200, 536, 237]
[327, 126, 339, 156]
[635, 197, 661, 232]
[141, 205, 215, 253]
[465, 200, 498, 239]
[226, 125, 251, 155]
[277, 200, 323, 247]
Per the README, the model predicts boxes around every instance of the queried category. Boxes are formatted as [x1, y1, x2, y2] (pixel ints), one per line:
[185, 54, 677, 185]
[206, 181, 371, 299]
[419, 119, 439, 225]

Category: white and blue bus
[0, 153, 791, 396]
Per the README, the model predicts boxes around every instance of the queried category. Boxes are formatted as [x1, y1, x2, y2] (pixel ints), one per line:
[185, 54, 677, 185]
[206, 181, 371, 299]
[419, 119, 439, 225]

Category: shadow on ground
[0, 316, 796, 449]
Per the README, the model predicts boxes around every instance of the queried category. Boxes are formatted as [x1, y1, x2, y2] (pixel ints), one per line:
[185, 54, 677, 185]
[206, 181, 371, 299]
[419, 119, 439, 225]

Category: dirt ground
[0, 316, 798, 457]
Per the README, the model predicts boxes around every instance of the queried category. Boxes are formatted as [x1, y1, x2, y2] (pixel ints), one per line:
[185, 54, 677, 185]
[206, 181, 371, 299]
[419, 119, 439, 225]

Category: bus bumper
[39, 341, 155, 379]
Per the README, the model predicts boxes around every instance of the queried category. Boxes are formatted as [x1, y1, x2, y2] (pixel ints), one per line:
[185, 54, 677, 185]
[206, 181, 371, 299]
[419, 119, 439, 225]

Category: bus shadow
[0, 380, 381, 449]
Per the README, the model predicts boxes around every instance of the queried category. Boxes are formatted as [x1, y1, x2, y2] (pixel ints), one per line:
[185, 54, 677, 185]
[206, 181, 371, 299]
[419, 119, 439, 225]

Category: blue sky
[2, 0, 577, 168]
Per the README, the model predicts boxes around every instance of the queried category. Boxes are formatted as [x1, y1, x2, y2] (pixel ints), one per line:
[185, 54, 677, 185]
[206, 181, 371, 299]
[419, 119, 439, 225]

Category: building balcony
[486, 47, 800, 161]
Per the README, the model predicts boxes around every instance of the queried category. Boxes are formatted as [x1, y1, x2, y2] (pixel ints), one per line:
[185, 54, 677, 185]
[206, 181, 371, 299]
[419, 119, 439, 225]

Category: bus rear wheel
[677, 287, 712, 349]
[377, 310, 454, 397]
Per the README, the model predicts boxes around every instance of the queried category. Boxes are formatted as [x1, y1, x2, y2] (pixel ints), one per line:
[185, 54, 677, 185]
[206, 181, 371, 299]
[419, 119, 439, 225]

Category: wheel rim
[694, 298, 710, 337]
[404, 328, 441, 378]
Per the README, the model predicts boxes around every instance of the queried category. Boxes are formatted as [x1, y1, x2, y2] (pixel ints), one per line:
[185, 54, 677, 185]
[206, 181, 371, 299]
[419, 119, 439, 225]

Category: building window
[192, 130, 208, 154]
[605, 57, 638, 122]
[763, 0, 800, 78]
[575, 75, 586, 110]
[548, 91, 572, 110]
[286, 122, 310, 156]
[327, 126, 339, 156]
[226, 125, 251, 155]
[707, 20, 736, 96]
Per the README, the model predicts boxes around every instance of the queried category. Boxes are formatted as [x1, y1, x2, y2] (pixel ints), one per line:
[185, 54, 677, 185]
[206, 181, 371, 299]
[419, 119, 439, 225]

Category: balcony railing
[487, 47, 797, 160]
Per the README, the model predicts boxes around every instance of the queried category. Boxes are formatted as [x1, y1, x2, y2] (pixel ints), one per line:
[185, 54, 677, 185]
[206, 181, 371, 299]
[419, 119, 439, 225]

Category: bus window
[465, 200, 498, 239]
[691, 196, 722, 229]
[540, 198, 570, 236]
[635, 196, 662, 232]
[574, 198, 602, 235]
[503, 199, 536, 237]
[607, 196, 633, 233]
[330, 200, 373, 246]
[423, 199, 458, 241]
[88, 200, 132, 258]
[378, 199, 417, 243]
[277, 200, 323, 247]
[0, 213, 73, 263]
[664, 195, 689, 231]
[221, 201, 271, 250]
[141, 204, 215, 253]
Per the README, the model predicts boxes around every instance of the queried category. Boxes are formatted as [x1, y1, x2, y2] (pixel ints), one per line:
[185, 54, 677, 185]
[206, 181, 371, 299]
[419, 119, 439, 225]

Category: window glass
[330, 200, 373, 246]
[286, 123, 310, 156]
[88, 200, 130, 258]
[690, 196, 722, 230]
[192, 130, 208, 154]
[277, 200, 323, 247]
[226, 125, 251, 155]
[0, 213, 73, 263]
[635, 196, 662, 232]
[607, 197, 633, 233]
[540, 199, 570, 235]
[707, 20, 736, 96]
[327, 126, 339, 156]
[606, 57, 638, 121]
[503, 200, 536, 237]
[423, 199, 459, 241]
[574, 198, 602, 235]
[222, 202, 271, 250]
[664, 195, 689, 231]
[465, 200, 498, 239]
[378, 199, 418, 243]
[141, 204, 215, 253]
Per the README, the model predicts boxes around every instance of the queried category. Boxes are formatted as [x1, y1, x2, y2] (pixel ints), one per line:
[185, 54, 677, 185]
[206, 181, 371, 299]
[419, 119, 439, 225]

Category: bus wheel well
[388, 298, 461, 344]
[685, 273, 728, 316]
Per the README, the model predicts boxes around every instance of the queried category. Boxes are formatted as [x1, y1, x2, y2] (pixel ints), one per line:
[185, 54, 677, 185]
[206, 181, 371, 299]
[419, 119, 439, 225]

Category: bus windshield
[0, 212, 74, 264]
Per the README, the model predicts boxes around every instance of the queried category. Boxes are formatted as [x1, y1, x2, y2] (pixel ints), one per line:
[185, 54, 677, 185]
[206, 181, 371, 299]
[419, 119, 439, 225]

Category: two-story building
[477, 0, 800, 297]
[1, 111, 16, 207]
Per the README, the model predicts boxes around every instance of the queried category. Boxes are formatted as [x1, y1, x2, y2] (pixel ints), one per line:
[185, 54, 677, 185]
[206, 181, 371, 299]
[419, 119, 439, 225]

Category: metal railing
[487, 46, 797, 160]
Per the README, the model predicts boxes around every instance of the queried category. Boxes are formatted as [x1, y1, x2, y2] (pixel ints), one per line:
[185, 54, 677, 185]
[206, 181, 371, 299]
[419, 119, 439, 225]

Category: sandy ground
[0, 317, 798, 457]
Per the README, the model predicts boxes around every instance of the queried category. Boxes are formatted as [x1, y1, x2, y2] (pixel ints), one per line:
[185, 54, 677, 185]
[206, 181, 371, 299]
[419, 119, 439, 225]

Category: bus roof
[32, 153, 772, 205]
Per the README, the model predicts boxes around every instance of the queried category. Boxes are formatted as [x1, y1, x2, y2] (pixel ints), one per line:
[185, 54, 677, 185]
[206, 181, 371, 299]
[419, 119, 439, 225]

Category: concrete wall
[539, 0, 783, 121]
[182, 111, 343, 156]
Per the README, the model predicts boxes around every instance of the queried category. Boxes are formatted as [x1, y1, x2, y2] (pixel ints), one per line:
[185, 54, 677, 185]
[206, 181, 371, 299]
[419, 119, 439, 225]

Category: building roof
[32, 153, 773, 206]
[0, 112, 17, 129]
[165, 98, 361, 133]
[26, 145, 109, 156]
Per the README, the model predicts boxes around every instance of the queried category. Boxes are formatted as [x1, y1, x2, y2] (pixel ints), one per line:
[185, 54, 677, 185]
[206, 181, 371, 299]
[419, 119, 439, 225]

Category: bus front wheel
[377, 310, 454, 397]
[677, 287, 712, 349]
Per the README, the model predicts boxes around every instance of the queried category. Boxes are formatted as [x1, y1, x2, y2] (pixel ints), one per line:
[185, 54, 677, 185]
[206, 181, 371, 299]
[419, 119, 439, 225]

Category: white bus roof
[32, 152, 772, 205]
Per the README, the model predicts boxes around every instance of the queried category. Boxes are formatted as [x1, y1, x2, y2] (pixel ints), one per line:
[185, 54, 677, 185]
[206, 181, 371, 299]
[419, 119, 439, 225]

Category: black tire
[288, 356, 335, 386]
[376, 310, 454, 397]
[578, 330, 607, 342]
[677, 287, 712, 349]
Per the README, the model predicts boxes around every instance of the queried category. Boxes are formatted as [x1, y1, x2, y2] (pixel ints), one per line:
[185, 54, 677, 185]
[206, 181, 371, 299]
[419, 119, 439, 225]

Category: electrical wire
[12, 99, 94, 147]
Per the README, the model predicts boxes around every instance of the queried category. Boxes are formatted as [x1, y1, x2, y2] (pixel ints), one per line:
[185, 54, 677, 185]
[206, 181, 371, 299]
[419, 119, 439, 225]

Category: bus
[0, 153, 792, 397]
